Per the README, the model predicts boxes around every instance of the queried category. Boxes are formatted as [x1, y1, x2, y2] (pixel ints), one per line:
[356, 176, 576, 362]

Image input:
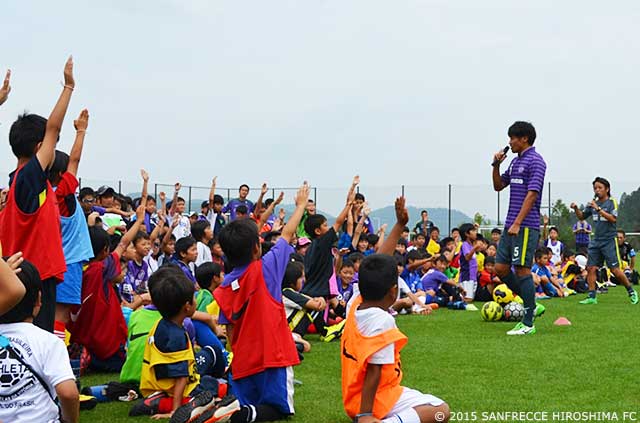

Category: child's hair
[485, 256, 496, 265]
[414, 233, 426, 241]
[549, 226, 559, 234]
[562, 249, 575, 260]
[435, 255, 449, 265]
[133, 230, 150, 246]
[9, 114, 47, 159]
[406, 249, 423, 262]
[264, 198, 274, 208]
[239, 184, 250, 192]
[289, 253, 304, 264]
[174, 236, 197, 260]
[191, 220, 211, 242]
[176, 196, 186, 204]
[341, 259, 355, 271]
[262, 231, 281, 243]
[534, 247, 547, 260]
[348, 252, 365, 264]
[89, 226, 111, 257]
[218, 219, 259, 268]
[459, 223, 475, 241]
[195, 262, 222, 291]
[79, 187, 96, 200]
[397, 238, 408, 247]
[0, 259, 41, 324]
[394, 254, 406, 267]
[236, 205, 248, 215]
[48, 150, 70, 184]
[439, 236, 454, 249]
[491, 227, 502, 235]
[366, 234, 379, 247]
[354, 193, 365, 202]
[213, 194, 224, 205]
[304, 214, 327, 239]
[148, 266, 195, 319]
[431, 226, 440, 235]
[508, 121, 537, 145]
[282, 261, 304, 289]
[359, 255, 397, 301]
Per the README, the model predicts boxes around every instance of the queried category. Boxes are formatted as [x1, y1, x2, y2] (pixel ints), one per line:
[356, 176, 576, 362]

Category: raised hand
[261, 183, 268, 195]
[362, 203, 372, 217]
[278, 208, 286, 220]
[141, 169, 149, 182]
[174, 182, 181, 192]
[0, 69, 11, 106]
[5, 252, 24, 274]
[212, 176, 217, 186]
[570, 202, 577, 210]
[73, 108, 89, 132]
[352, 175, 360, 187]
[159, 192, 166, 202]
[135, 205, 145, 222]
[64, 56, 74, 89]
[543, 215, 549, 225]
[394, 197, 409, 226]
[295, 181, 310, 207]
[275, 191, 284, 205]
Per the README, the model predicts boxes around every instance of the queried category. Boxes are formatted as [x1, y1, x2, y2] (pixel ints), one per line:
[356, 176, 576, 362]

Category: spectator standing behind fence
[223, 184, 254, 221]
[413, 210, 434, 238]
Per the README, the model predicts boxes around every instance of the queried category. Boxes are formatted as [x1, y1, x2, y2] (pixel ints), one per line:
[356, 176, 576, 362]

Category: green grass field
[80, 287, 640, 423]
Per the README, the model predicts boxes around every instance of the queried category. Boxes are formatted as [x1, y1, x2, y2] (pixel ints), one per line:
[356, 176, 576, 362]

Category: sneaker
[129, 391, 168, 416]
[192, 395, 240, 423]
[506, 322, 536, 336]
[534, 303, 546, 318]
[79, 394, 98, 411]
[596, 286, 608, 294]
[170, 391, 217, 423]
[321, 320, 346, 343]
[465, 303, 479, 311]
[629, 290, 639, 305]
[604, 281, 617, 287]
[579, 297, 598, 305]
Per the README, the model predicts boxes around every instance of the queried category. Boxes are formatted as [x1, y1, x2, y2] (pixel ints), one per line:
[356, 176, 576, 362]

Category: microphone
[491, 146, 510, 167]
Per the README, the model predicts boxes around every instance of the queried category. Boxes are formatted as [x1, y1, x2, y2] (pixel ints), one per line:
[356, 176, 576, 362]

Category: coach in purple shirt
[492, 121, 547, 336]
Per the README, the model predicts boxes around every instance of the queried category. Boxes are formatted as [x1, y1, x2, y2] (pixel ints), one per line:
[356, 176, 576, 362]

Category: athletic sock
[588, 290, 597, 299]
[53, 320, 67, 343]
[501, 271, 521, 296]
[518, 274, 535, 327]
[382, 408, 421, 423]
[230, 404, 284, 422]
[627, 286, 635, 295]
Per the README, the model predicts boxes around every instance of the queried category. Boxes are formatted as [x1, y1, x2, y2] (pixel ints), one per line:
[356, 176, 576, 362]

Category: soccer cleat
[579, 297, 598, 305]
[192, 395, 240, 423]
[321, 320, 346, 343]
[629, 290, 639, 305]
[129, 391, 168, 416]
[465, 304, 479, 311]
[506, 322, 536, 336]
[170, 391, 217, 423]
[534, 303, 546, 318]
[596, 286, 608, 294]
[79, 394, 98, 411]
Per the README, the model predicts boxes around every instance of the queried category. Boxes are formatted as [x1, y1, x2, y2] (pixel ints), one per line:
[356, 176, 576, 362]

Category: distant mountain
[368, 206, 473, 232]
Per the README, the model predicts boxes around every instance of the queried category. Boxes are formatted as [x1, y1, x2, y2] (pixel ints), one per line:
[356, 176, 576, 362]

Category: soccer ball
[492, 284, 514, 305]
[480, 301, 503, 322]
[503, 301, 524, 321]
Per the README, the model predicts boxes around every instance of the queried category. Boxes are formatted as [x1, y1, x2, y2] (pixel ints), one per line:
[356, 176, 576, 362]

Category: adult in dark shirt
[413, 210, 434, 237]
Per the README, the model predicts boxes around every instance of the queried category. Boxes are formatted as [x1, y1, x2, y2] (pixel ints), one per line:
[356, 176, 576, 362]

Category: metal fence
[2, 170, 637, 233]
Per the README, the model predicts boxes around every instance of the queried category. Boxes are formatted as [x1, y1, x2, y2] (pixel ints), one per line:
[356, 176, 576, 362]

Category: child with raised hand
[40, 109, 93, 341]
[0, 57, 75, 332]
[303, 176, 359, 336]
[67, 196, 146, 372]
[341, 197, 450, 423]
[206, 176, 227, 236]
[0, 258, 80, 423]
[213, 181, 311, 423]
[168, 183, 191, 240]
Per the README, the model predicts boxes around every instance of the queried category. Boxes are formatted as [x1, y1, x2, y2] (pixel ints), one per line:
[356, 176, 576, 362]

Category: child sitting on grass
[341, 197, 450, 423]
[282, 260, 327, 337]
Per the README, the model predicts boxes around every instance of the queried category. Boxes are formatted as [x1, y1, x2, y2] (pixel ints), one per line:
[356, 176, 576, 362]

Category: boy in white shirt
[0, 259, 79, 423]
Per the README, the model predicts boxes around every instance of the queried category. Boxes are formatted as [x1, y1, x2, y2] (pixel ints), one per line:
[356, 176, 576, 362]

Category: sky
[1, 1, 639, 218]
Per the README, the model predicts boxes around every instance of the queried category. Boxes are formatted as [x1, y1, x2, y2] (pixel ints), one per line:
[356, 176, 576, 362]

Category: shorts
[56, 262, 83, 305]
[496, 227, 539, 268]
[231, 366, 295, 415]
[587, 238, 621, 269]
[459, 280, 477, 300]
[385, 387, 445, 419]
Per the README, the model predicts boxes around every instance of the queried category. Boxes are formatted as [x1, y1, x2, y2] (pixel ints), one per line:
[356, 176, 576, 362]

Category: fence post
[401, 184, 405, 197]
[154, 183, 157, 201]
[272, 188, 275, 201]
[118, 180, 122, 195]
[78, 177, 82, 190]
[188, 186, 193, 214]
[227, 189, 231, 203]
[448, 184, 452, 234]
[497, 191, 501, 226]
[313, 187, 317, 206]
[548, 181, 552, 224]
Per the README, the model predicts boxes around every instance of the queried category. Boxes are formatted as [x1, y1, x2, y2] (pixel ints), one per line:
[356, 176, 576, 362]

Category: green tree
[545, 199, 577, 249]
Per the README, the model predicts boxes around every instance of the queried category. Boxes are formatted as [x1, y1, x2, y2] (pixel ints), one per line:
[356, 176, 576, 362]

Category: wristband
[355, 412, 373, 422]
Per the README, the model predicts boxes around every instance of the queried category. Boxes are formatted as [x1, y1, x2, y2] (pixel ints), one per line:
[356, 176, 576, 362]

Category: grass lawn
[80, 287, 640, 423]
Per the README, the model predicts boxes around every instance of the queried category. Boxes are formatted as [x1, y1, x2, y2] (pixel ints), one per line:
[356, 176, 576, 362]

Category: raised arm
[0, 69, 11, 106]
[570, 202, 585, 221]
[140, 169, 149, 207]
[378, 197, 409, 256]
[376, 224, 388, 252]
[332, 178, 358, 233]
[281, 182, 310, 244]
[37, 57, 75, 170]
[67, 109, 89, 176]
[149, 211, 166, 244]
[168, 183, 181, 216]
[542, 215, 549, 240]
[208, 177, 217, 208]
[114, 205, 145, 257]
[351, 205, 370, 250]
[254, 183, 268, 218]
[258, 191, 283, 231]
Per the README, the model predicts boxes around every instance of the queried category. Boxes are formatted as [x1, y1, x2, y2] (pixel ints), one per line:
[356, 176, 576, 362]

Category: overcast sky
[1, 1, 639, 218]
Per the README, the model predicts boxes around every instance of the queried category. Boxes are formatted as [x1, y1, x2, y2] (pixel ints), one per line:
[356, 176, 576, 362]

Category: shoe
[465, 304, 479, 311]
[170, 391, 217, 423]
[79, 394, 98, 411]
[579, 297, 598, 305]
[596, 286, 608, 294]
[506, 322, 536, 336]
[129, 391, 168, 416]
[534, 303, 546, 318]
[321, 320, 346, 343]
[604, 281, 617, 287]
[629, 290, 639, 305]
[535, 293, 551, 300]
[192, 395, 240, 423]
